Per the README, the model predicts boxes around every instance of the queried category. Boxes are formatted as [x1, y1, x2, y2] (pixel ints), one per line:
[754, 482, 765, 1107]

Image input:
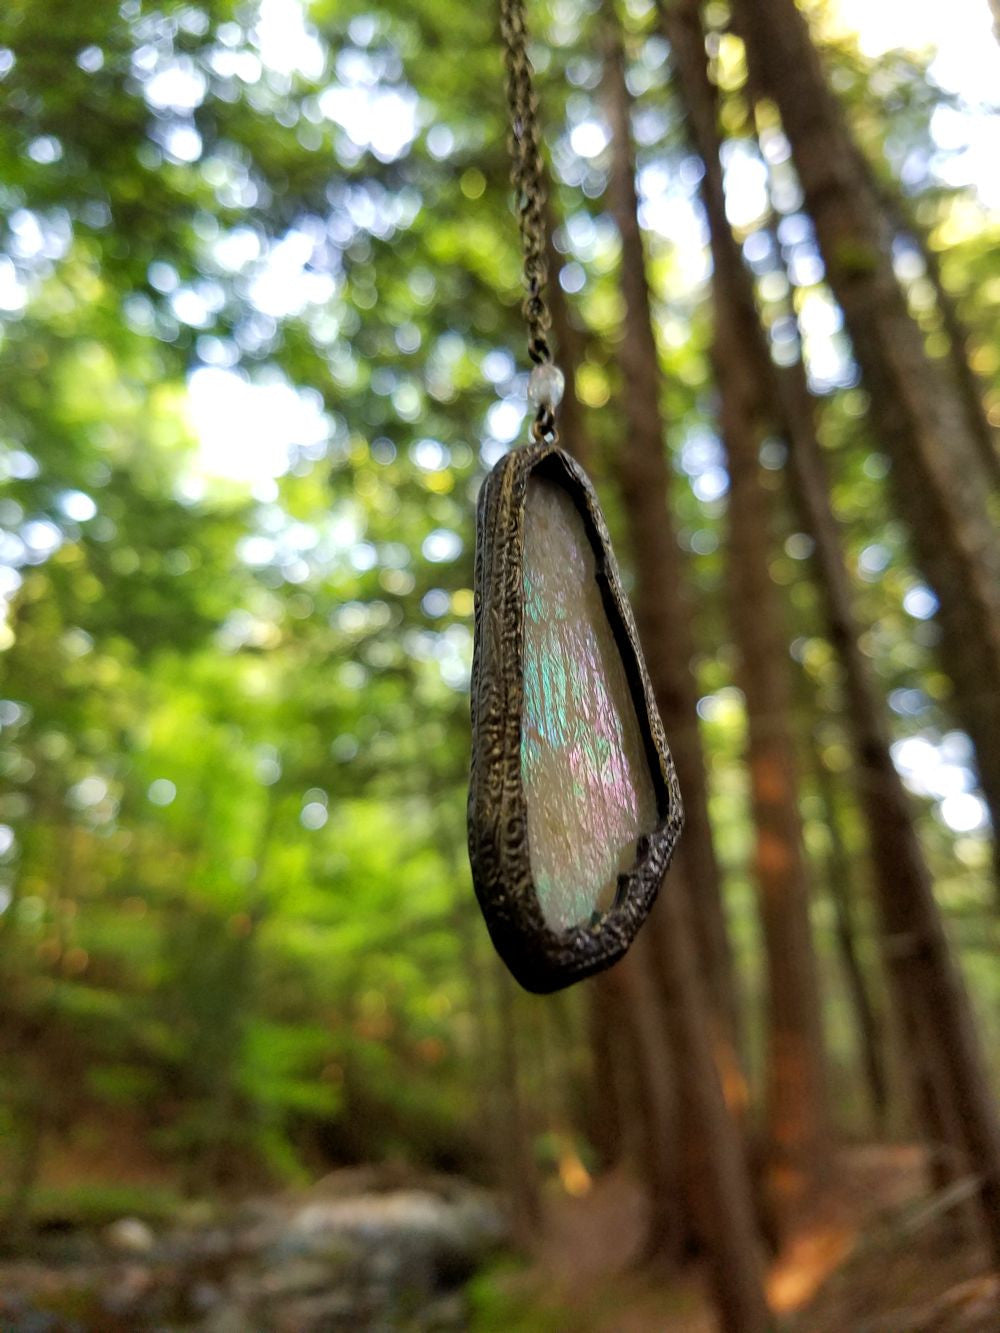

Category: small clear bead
[527, 363, 565, 412]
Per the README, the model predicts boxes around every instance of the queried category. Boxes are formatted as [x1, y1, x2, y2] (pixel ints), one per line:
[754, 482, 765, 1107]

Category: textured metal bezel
[467, 442, 683, 993]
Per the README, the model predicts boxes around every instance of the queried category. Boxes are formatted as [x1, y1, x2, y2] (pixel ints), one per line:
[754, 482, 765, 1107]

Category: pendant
[468, 441, 683, 993]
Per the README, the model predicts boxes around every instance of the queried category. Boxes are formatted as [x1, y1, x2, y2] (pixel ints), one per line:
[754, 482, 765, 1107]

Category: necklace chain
[499, 0, 559, 439]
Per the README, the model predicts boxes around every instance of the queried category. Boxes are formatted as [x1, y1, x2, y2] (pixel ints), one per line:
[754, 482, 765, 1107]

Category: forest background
[1, 0, 1000, 1328]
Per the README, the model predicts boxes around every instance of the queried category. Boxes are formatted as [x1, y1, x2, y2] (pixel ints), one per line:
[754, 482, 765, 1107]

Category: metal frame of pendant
[468, 441, 683, 994]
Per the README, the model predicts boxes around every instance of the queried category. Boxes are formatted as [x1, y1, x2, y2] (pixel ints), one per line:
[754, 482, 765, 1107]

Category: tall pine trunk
[606, 939, 686, 1263]
[544, 196, 686, 1231]
[661, 0, 828, 1225]
[665, 0, 1000, 1263]
[601, 3, 741, 1063]
[875, 187, 1000, 491]
[602, 12, 769, 1323]
[493, 961, 541, 1242]
[731, 0, 1000, 890]
[648, 869, 772, 1330]
[714, 330, 830, 1218]
[810, 748, 888, 1131]
[584, 973, 628, 1169]
[778, 354, 1000, 1263]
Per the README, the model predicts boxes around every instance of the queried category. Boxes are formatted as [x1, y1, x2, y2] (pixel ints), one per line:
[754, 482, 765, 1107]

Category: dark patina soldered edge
[468, 442, 683, 993]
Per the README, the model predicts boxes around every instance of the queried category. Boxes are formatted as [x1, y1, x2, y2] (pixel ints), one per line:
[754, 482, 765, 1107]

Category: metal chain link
[499, 0, 559, 440]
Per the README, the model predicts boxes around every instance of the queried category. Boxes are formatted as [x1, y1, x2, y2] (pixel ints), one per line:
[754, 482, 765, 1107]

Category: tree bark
[664, 0, 1000, 1263]
[877, 189, 1000, 491]
[756, 129, 985, 1202]
[716, 334, 831, 1217]
[542, 189, 682, 1206]
[730, 0, 1000, 896]
[660, 0, 829, 1224]
[604, 939, 685, 1264]
[772, 276, 1000, 1270]
[2, 1084, 43, 1248]
[584, 973, 628, 1169]
[602, 2, 742, 1065]
[602, 11, 770, 1323]
[646, 868, 772, 1331]
[665, 0, 1000, 1260]
[810, 745, 888, 1131]
[493, 960, 541, 1243]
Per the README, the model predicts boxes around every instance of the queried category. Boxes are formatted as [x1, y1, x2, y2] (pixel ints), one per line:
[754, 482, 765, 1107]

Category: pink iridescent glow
[521, 474, 658, 931]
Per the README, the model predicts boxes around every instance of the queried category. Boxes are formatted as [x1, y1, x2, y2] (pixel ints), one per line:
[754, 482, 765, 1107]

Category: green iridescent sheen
[520, 475, 658, 932]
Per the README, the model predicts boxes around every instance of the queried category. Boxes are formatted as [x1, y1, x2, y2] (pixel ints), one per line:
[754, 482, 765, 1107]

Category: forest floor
[1, 1145, 997, 1330]
[0, 1166, 505, 1330]
[482, 1144, 999, 1331]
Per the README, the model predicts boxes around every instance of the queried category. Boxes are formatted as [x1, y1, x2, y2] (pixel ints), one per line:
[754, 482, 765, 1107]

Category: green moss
[5, 1182, 192, 1230]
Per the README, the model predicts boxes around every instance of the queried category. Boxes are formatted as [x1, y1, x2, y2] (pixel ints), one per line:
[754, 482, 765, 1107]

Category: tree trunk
[1, 1076, 44, 1249]
[877, 188, 1000, 491]
[457, 893, 507, 1177]
[602, 11, 770, 1323]
[756, 145, 980, 1197]
[542, 188, 679, 1198]
[646, 870, 772, 1331]
[493, 960, 541, 1243]
[774, 328, 1000, 1266]
[660, 0, 829, 1224]
[662, 0, 1000, 1264]
[604, 938, 685, 1264]
[602, 0, 742, 1065]
[731, 0, 1000, 895]
[716, 334, 831, 1217]
[584, 973, 628, 1169]
[811, 746, 888, 1131]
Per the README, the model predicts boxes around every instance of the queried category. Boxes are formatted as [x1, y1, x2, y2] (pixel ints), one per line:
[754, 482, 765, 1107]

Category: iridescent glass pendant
[468, 442, 683, 993]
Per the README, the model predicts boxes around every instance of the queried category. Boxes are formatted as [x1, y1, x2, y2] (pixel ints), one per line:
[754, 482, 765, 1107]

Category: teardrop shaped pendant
[468, 442, 683, 993]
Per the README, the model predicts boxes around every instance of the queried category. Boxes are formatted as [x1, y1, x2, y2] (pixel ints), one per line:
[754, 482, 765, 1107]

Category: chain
[499, 0, 559, 441]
